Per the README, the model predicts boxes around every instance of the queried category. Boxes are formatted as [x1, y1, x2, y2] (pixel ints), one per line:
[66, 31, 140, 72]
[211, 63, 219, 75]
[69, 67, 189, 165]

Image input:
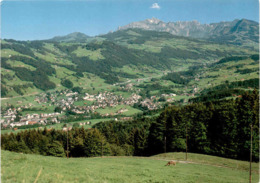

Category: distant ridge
[49, 32, 90, 42]
[118, 18, 259, 46]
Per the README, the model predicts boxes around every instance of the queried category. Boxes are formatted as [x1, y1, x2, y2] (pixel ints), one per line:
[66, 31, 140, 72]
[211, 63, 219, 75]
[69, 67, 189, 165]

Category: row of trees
[235, 68, 258, 74]
[162, 72, 190, 85]
[1, 91, 259, 161]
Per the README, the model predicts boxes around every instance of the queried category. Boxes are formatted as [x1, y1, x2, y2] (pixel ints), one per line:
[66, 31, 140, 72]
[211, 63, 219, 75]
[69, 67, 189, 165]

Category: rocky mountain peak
[146, 17, 161, 24]
[117, 18, 259, 45]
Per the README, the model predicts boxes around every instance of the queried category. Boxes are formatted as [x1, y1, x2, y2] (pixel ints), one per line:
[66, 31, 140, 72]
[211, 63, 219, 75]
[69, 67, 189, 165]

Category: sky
[1, 0, 259, 40]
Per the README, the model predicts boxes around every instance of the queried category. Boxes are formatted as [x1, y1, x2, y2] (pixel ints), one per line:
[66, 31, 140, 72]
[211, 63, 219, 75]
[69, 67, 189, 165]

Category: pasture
[95, 104, 142, 116]
[1, 151, 259, 183]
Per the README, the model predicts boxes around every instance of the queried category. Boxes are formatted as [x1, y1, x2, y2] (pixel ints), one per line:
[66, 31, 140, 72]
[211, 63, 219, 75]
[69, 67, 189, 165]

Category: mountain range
[48, 18, 259, 49]
[118, 18, 259, 47]
[46, 18, 258, 49]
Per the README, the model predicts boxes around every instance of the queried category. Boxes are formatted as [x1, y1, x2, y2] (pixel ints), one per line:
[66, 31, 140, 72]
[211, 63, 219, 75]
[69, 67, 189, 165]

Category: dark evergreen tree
[61, 79, 74, 89]
[83, 129, 111, 157]
[46, 141, 66, 157]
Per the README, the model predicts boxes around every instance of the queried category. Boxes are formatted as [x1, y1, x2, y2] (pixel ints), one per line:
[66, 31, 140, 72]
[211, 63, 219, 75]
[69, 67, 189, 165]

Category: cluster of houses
[141, 99, 159, 110]
[100, 107, 129, 117]
[1, 110, 60, 128]
[1, 88, 179, 129]
[1, 108, 17, 124]
[161, 93, 177, 103]
[69, 92, 142, 115]
[62, 121, 92, 131]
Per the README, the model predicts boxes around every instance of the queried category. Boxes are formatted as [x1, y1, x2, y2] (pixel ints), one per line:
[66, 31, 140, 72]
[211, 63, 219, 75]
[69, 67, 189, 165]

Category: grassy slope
[95, 104, 142, 116]
[72, 46, 105, 60]
[1, 151, 259, 183]
[189, 58, 259, 91]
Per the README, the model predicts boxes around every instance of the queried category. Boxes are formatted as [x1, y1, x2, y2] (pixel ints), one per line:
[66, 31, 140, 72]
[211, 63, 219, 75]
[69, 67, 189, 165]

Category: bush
[72, 87, 83, 93]
[61, 79, 74, 88]
[172, 138, 186, 151]
[46, 141, 66, 157]
[109, 144, 126, 156]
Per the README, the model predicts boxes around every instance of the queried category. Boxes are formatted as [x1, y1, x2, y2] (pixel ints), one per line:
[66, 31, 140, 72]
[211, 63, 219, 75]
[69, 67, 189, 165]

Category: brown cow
[165, 160, 176, 166]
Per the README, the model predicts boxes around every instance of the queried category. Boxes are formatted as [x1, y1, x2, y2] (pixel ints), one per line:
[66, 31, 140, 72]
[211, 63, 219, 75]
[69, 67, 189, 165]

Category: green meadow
[95, 104, 142, 116]
[1, 151, 259, 183]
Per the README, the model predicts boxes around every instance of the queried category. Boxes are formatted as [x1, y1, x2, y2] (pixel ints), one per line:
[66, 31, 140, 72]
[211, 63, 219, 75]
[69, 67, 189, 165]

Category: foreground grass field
[1, 151, 259, 183]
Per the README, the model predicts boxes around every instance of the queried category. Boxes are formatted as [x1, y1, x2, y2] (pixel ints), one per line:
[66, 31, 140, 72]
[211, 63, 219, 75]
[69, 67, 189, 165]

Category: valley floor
[1, 150, 259, 183]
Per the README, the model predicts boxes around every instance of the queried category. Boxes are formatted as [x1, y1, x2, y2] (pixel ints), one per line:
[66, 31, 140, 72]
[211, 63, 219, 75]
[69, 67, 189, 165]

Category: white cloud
[150, 3, 160, 9]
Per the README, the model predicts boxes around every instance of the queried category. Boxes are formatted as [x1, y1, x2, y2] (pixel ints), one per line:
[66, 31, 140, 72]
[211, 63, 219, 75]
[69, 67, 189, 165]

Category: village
[1, 89, 179, 130]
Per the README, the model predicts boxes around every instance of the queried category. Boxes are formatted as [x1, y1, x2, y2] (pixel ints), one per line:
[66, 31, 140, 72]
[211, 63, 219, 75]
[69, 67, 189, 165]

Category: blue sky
[1, 0, 259, 40]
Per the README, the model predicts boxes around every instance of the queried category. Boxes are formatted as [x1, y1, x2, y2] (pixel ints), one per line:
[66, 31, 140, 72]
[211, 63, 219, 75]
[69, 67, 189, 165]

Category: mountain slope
[118, 18, 259, 48]
[1, 28, 258, 97]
